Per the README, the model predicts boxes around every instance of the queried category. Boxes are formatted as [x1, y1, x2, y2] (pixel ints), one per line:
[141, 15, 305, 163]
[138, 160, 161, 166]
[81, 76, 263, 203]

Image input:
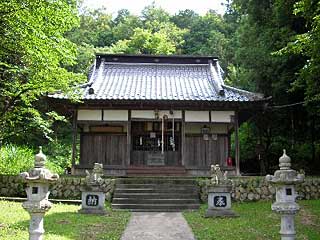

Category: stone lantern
[266, 150, 304, 240]
[205, 164, 237, 217]
[79, 163, 107, 215]
[20, 146, 59, 240]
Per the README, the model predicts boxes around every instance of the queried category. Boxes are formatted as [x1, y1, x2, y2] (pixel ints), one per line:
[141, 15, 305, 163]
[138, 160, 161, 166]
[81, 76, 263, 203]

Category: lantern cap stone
[20, 146, 59, 183]
[35, 146, 46, 168]
[266, 148, 304, 185]
[279, 149, 291, 170]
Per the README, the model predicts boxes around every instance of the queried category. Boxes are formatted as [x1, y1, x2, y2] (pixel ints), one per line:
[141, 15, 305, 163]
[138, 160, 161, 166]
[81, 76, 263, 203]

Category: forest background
[0, 0, 319, 175]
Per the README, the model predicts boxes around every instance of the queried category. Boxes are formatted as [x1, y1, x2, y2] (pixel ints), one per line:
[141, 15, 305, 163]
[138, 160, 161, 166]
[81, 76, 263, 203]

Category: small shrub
[0, 143, 70, 175]
[0, 144, 34, 175]
[43, 140, 72, 174]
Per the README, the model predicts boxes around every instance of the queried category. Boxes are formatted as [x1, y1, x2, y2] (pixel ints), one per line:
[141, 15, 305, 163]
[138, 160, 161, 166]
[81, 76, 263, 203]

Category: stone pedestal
[79, 163, 107, 215]
[78, 189, 107, 215]
[280, 214, 297, 240]
[20, 147, 59, 240]
[205, 185, 238, 217]
[28, 212, 45, 240]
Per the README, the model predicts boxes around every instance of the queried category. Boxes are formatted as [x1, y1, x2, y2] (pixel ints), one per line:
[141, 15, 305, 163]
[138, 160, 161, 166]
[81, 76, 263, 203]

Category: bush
[0, 143, 71, 175]
[43, 140, 72, 174]
[0, 144, 34, 175]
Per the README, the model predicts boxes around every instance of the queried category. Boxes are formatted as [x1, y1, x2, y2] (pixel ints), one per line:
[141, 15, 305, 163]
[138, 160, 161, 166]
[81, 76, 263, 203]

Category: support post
[227, 133, 231, 160]
[161, 117, 164, 154]
[181, 110, 186, 166]
[234, 112, 240, 176]
[126, 110, 131, 166]
[28, 212, 45, 240]
[71, 109, 78, 173]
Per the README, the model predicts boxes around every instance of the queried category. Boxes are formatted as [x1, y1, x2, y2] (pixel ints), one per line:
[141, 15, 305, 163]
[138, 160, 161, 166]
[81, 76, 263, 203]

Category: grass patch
[0, 201, 130, 240]
[184, 200, 320, 240]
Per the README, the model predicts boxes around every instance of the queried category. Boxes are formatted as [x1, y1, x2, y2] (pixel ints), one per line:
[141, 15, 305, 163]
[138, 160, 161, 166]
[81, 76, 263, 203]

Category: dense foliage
[0, 144, 69, 175]
[0, 0, 83, 144]
[1, 0, 319, 174]
[226, 0, 320, 174]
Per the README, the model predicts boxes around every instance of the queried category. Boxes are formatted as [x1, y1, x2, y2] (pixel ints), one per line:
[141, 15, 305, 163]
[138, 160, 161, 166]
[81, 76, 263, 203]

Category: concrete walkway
[121, 212, 196, 240]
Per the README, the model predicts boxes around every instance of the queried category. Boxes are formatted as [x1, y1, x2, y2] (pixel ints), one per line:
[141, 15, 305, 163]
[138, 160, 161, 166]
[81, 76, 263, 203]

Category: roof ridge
[103, 62, 209, 66]
[96, 53, 219, 59]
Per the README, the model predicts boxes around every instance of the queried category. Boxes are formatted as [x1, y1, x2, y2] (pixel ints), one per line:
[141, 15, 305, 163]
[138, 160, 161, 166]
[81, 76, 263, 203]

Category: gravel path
[121, 212, 196, 240]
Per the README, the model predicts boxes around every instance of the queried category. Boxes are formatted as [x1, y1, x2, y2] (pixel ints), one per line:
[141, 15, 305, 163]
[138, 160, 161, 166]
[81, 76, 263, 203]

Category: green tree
[278, 0, 320, 105]
[171, 9, 200, 29]
[108, 5, 187, 55]
[108, 27, 184, 54]
[227, 0, 320, 174]
[112, 11, 143, 42]
[66, 7, 113, 47]
[179, 10, 230, 67]
[0, 0, 83, 143]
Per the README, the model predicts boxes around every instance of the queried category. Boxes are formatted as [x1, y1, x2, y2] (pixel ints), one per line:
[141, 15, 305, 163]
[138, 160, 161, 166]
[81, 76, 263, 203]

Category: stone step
[127, 173, 188, 177]
[113, 193, 198, 199]
[127, 166, 186, 170]
[114, 209, 195, 212]
[112, 203, 200, 211]
[114, 188, 198, 194]
[112, 177, 200, 212]
[116, 184, 197, 190]
[127, 166, 187, 176]
[113, 198, 199, 204]
[116, 178, 197, 185]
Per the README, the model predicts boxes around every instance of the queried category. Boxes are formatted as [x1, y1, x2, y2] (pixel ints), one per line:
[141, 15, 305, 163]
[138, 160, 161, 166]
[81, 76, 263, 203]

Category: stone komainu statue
[85, 163, 103, 185]
[210, 164, 231, 185]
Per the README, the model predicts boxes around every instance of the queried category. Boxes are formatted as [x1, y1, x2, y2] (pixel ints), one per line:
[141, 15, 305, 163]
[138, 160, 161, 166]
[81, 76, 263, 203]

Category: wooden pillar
[71, 109, 78, 174]
[227, 133, 232, 161]
[227, 124, 232, 164]
[181, 110, 186, 166]
[234, 112, 240, 176]
[126, 110, 131, 166]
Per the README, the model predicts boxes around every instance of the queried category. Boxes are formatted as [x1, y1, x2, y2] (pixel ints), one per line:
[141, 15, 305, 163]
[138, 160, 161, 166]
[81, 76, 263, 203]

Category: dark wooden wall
[79, 133, 229, 168]
[80, 133, 127, 166]
[184, 135, 229, 167]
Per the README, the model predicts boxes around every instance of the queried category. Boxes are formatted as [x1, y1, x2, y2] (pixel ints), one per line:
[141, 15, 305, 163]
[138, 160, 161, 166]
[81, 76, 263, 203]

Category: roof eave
[47, 97, 270, 111]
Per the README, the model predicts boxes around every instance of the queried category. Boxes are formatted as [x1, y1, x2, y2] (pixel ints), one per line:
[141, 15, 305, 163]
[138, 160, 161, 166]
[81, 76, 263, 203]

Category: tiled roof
[50, 54, 264, 102]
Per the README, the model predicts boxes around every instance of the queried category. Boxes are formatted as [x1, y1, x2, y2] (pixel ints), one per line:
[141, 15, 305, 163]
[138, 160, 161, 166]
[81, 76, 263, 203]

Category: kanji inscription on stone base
[86, 194, 99, 206]
[214, 196, 227, 207]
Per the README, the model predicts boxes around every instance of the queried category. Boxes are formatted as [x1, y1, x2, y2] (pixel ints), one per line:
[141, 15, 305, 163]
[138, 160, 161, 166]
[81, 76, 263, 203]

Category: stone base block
[205, 209, 238, 218]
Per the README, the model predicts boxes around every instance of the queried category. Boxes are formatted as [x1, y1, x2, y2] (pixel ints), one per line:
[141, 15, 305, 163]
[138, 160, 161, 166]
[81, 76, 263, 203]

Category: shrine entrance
[130, 120, 181, 166]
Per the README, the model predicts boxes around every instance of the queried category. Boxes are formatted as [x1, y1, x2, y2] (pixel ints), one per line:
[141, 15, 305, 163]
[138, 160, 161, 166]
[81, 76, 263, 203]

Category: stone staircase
[126, 166, 187, 176]
[112, 177, 200, 212]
